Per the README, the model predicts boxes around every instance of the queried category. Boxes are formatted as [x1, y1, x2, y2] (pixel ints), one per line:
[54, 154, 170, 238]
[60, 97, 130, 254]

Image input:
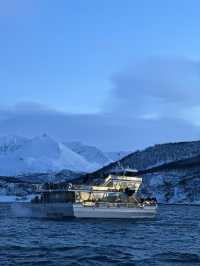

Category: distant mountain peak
[0, 134, 131, 181]
[0, 135, 118, 178]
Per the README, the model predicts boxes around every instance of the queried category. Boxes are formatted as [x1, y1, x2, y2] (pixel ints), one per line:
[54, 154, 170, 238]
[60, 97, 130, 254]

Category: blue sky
[0, 0, 200, 150]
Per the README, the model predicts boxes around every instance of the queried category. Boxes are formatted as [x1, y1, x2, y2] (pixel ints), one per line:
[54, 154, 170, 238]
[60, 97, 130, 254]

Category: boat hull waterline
[13, 203, 157, 219]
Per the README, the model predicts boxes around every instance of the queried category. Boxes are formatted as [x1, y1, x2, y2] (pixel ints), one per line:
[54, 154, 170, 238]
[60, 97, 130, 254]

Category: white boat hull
[73, 204, 157, 219]
[12, 203, 157, 219]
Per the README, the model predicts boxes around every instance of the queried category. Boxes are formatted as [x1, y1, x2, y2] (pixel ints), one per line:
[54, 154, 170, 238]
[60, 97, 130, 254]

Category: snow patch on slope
[106, 151, 131, 162]
[65, 141, 111, 168]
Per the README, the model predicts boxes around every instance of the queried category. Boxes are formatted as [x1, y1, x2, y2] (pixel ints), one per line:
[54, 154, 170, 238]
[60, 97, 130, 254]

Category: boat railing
[82, 201, 157, 208]
[82, 202, 146, 208]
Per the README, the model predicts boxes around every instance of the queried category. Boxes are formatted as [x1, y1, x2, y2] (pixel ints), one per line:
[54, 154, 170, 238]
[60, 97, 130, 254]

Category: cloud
[0, 56, 200, 150]
[111, 56, 200, 122]
[0, 102, 199, 151]
[0, 107, 128, 150]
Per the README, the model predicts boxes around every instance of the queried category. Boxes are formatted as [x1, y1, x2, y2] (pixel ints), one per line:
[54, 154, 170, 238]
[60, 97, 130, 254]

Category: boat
[14, 169, 157, 219]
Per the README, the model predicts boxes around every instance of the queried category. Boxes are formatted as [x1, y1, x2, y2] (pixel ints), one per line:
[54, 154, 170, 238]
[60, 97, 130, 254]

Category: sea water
[0, 204, 199, 266]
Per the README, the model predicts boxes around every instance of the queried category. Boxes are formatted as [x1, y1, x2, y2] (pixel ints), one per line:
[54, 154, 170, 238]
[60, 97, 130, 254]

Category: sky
[0, 0, 200, 151]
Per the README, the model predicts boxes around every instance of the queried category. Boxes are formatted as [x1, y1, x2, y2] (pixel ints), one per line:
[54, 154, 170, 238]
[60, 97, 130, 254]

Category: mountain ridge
[84, 140, 200, 179]
[0, 134, 125, 179]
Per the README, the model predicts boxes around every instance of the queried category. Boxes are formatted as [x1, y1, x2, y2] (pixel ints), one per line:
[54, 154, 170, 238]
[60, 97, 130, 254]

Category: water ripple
[0, 204, 199, 266]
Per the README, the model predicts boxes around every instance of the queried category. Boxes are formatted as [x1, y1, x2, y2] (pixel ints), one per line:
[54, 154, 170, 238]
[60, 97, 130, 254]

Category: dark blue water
[0, 204, 200, 266]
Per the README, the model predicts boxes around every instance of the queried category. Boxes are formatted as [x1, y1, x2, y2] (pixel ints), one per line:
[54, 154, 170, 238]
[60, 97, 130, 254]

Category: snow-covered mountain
[65, 141, 111, 168]
[0, 135, 118, 177]
[0, 135, 100, 176]
[87, 140, 200, 179]
[138, 155, 200, 204]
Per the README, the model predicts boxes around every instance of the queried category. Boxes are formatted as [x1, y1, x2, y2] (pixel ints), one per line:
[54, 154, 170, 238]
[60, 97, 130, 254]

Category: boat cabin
[103, 169, 142, 192]
[69, 169, 142, 204]
[31, 169, 144, 206]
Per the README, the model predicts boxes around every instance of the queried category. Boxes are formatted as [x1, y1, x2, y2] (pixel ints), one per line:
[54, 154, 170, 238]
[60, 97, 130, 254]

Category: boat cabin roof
[109, 169, 138, 177]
